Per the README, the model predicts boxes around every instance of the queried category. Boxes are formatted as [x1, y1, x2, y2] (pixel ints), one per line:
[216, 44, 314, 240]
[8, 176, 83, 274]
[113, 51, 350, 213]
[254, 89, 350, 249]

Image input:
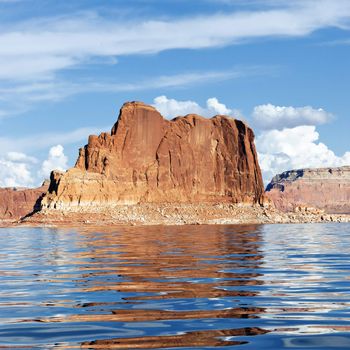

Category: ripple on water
[0, 223, 350, 349]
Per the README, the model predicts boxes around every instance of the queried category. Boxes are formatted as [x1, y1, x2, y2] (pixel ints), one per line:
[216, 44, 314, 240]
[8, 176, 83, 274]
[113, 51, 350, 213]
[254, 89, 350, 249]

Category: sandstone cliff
[0, 183, 48, 221]
[42, 101, 264, 210]
[265, 166, 350, 213]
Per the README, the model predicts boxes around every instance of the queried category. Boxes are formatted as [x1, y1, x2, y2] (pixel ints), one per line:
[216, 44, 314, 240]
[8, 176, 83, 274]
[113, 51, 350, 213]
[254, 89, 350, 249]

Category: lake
[0, 223, 350, 349]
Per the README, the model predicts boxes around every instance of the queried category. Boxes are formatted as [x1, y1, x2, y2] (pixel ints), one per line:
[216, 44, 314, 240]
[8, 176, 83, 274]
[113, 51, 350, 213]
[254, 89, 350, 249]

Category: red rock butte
[42, 101, 264, 209]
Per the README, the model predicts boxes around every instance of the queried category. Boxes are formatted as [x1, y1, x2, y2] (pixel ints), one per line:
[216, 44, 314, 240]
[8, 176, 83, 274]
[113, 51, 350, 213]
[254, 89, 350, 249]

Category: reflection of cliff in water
[76, 225, 264, 298]
[3, 224, 350, 349]
[81, 327, 269, 349]
[69, 225, 268, 348]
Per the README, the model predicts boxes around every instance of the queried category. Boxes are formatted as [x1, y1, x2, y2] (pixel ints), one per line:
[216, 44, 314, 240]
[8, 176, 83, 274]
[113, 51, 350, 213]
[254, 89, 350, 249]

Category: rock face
[42, 101, 264, 209]
[265, 166, 350, 213]
[0, 183, 48, 221]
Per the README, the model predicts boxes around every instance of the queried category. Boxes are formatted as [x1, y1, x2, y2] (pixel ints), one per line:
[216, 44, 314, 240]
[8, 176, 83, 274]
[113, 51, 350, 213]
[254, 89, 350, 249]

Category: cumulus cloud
[153, 96, 204, 118]
[0, 152, 37, 187]
[0, 145, 69, 188]
[39, 145, 68, 179]
[257, 125, 350, 183]
[152, 95, 243, 119]
[206, 97, 232, 115]
[253, 103, 333, 129]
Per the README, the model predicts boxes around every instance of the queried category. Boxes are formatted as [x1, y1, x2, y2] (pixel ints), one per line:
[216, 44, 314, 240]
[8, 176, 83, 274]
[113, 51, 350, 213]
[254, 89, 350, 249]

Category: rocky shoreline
[1, 203, 350, 228]
[1, 102, 349, 229]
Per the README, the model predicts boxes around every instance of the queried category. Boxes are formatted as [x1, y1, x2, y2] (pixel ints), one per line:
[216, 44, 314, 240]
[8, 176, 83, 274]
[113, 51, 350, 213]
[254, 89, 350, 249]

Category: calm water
[0, 224, 350, 349]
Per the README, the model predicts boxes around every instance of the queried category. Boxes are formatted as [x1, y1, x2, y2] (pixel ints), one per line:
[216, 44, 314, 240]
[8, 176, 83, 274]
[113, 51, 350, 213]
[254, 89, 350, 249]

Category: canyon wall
[42, 101, 264, 210]
[0, 183, 48, 221]
[265, 166, 350, 213]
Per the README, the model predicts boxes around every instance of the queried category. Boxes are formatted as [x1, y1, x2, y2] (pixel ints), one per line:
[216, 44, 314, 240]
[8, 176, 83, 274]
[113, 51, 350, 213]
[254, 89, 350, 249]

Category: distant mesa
[0, 181, 49, 221]
[41, 101, 265, 210]
[265, 166, 350, 214]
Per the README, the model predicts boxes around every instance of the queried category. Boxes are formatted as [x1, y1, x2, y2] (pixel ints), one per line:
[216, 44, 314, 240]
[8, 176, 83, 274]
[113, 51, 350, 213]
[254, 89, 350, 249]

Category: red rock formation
[0, 183, 48, 221]
[265, 166, 350, 213]
[42, 102, 264, 209]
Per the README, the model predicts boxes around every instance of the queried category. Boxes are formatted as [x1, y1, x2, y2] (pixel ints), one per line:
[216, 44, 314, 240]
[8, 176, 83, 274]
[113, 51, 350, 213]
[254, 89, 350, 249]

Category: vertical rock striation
[42, 101, 264, 209]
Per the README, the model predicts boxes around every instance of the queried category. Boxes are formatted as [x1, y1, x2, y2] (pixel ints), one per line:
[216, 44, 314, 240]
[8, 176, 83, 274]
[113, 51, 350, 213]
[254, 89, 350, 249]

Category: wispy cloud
[0, 126, 107, 153]
[0, 0, 349, 81]
[320, 38, 350, 46]
[0, 0, 349, 118]
[71, 69, 259, 94]
[0, 67, 266, 118]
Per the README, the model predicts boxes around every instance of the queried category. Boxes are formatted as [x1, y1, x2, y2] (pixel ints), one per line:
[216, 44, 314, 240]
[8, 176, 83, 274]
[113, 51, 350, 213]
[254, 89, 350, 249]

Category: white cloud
[0, 145, 69, 188]
[0, 126, 106, 187]
[206, 97, 232, 115]
[38, 145, 68, 179]
[0, 1, 348, 116]
[257, 125, 350, 183]
[152, 95, 243, 119]
[5, 151, 37, 163]
[68, 69, 252, 97]
[252, 103, 333, 129]
[0, 126, 105, 154]
[2, 0, 347, 117]
[0, 68, 258, 118]
[0, 161, 33, 187]
[0, 153, 37, 187]
[0, 1, 349, 81]
[153, 96, 205, 118]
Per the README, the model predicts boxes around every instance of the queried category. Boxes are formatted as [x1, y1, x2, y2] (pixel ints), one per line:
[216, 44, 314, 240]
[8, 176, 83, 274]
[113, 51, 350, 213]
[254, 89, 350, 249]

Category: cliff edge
[42, 101, 264, 210]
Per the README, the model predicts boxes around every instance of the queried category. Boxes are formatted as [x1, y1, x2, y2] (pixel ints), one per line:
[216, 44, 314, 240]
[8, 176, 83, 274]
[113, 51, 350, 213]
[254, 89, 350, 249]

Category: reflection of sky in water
[259, 224, 350, 340]
[0, 224, 349, 348]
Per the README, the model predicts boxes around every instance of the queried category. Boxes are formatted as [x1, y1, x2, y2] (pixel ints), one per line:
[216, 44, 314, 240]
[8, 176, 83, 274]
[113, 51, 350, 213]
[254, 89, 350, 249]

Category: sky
[1, 0, 350, 187]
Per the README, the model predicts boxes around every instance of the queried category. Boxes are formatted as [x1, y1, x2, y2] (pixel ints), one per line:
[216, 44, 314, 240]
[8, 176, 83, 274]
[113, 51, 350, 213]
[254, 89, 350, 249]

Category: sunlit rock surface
[42, 101, 264, 210]
[265, 166, 350, 213]
[0, 182, 48, 220]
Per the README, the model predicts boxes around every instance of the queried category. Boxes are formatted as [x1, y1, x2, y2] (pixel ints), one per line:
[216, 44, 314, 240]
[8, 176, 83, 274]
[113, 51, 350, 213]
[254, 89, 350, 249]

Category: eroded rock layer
[265, 166, 350, 213]
[0, 183, 48, 221]
[42, 102, 264, 209]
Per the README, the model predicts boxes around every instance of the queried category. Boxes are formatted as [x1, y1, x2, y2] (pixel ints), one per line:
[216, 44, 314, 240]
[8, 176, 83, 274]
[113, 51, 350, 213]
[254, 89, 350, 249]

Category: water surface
[0, 223, 350, 349]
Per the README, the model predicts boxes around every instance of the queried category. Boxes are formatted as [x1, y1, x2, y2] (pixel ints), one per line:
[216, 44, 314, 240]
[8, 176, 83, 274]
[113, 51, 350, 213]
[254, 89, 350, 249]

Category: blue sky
[0, 0, 350, 186]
